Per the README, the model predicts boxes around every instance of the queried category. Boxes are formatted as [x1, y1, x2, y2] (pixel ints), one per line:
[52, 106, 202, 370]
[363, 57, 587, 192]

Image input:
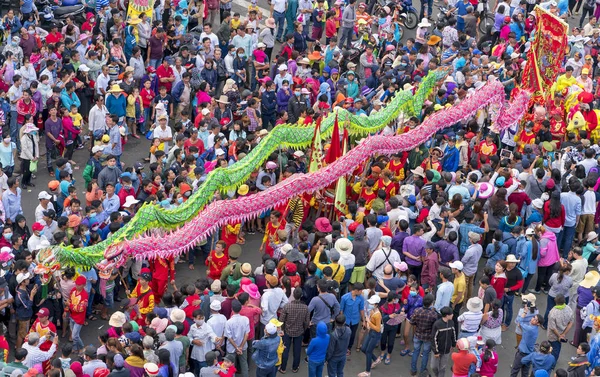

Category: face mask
[409, 291, 417, 296]
[283, 85, 289, 89]
[39, 230, 44, 236]
[177, 197, 184, 204]
[195, 319, 204, 326]
[28, 30, 34, 35]
[4, 234, 12, 241]
[238, 53, 245, 58]
[108, 165, 116, 169]
[124, 185, 131, 190]
[90, 212, 96, 218]
[400, 276, 407, 282]
[193, 153, 199, 158]
[150, 73, 156, 77]
[200, 127, 207, 132]
[90, 18, 95, 23]
[294, 91, 301, 96]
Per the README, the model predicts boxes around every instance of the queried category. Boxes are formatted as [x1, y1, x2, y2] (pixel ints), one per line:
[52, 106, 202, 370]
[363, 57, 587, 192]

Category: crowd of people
[2, 0, 600, 376]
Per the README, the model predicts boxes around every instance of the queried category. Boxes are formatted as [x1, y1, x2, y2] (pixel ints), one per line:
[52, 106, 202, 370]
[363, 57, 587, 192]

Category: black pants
[510, 351, 531, 377]
[452, 303, 463, 336]
[348, 323, 359, 350]
[20, 159, 31, 186]
[409, 264, 423, 283]
[534, 263, 556, 292]
[380, 324, 399, 354]
[64, 142, 75, 161]
[580, 6, 594, 27]
[280, 334, 303, 371]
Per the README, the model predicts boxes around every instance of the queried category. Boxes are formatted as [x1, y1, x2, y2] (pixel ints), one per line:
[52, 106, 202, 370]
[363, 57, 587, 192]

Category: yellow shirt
[70, 113, 83, 127]
[231, 18, 241, 30]
[314, 250, 345, 283]
[451, 273, 466, 305]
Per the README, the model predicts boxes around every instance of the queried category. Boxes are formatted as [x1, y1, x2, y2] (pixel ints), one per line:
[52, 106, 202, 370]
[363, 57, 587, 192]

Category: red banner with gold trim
[521, 6, 569, 104]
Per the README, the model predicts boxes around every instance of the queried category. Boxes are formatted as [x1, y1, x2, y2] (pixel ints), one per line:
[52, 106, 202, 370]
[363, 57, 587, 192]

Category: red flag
[325, 114, 341, 164]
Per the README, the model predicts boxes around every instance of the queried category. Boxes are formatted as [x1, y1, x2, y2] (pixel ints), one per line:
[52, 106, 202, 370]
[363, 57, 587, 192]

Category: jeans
[190, 359, 207, 377]
[362, 330, 382, 372]
[281, 334, 302, 371]
[348, 323, 359, 350]
[549, 340, 562, 362]
[10, 111, 19, 152]
[338, 27, 353, 50]
[458, 330, 476, 339]
[557, 225, 576, 258]
[256, 366, 277, 377]
[419, 0, 433, 18]
[411, 337, 432, 375]
[149, 59, 161, 69]
[502, 294, 515, 327]
[70, 319, 84, 351]
[308, 360, 324, 377]
[327, 356, 346, 377]
[431, 353, 450, 377]
[273, 10, 286, 40]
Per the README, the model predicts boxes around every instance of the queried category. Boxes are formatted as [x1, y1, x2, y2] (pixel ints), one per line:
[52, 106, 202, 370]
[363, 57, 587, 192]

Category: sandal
[278, 368, 286, 374]
[189, 264, 195, 270]
[400, 349, 410, 356]
[384, 356, 391, 365]
[292, 369, 299, 373]
[88, 315, 97, 321]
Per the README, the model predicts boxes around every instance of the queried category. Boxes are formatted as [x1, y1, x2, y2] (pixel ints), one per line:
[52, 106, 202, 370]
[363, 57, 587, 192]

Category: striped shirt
[457, 310, 483, 333]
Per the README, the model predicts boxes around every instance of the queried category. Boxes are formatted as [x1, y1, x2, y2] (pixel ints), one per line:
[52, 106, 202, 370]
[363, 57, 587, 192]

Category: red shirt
[206, 250, 228, 280]
[156, 64, 175, 92]
[68, 288, 89, 325]
[326, 19, 337, 37]
[543, 201, 566, 228]
[239, 306, 261, 340]
[507, 191, 532, 214]
[184, 138, 205, 155]
[141, 88, 155, 108]
[452, 351, 477, 376]
[491, 274, 507, 299]
[46, 32, 63, 44]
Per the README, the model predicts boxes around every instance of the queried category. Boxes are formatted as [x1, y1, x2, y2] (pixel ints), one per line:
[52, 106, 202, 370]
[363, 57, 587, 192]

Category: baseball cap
[449, 261, 463, 270]
[92, 145, 104, 153]
[37, 308, 50, 317]
[37, 191, 52, 200]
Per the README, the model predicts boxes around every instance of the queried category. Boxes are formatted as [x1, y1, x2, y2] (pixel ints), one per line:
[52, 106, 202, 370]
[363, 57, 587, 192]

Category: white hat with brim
[505, 254, 520, 263]
[580, 271, 600, 288]
[411, 166, 426, 178]
[123, 195, 140, 208]
[108, 311, 127, 327]
[521, 293, 536, 305]
[588, 231, 599, 242]
[448, 261, 463, 270]
[367, 295, 381, 305]
[216, 95, 229, 104]
[335, 238, 353, 255]
[418, 18, 431, 28]
[466, 297, 483, 312]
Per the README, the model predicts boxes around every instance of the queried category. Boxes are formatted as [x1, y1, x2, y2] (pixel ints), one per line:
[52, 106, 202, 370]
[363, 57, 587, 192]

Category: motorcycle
[37, 0, 86, 27]
[373, 0, 418, 30]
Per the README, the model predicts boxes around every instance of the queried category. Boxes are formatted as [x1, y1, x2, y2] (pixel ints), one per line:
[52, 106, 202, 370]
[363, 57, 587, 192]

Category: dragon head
[103, 241, 127, 270]
[34, 243, 61, 284]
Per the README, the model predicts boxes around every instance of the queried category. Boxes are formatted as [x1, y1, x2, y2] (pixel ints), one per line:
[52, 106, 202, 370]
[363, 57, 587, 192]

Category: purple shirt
[44, 117, 62, 149]
[402, 235, 425, 266]
[434, 240, 459, 267]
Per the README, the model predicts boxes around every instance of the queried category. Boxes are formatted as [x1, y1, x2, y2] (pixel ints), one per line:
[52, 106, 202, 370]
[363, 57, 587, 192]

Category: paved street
[18, 1, 586, 375]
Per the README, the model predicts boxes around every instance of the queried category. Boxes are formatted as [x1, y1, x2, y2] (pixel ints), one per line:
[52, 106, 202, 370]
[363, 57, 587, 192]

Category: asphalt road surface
[18, 1, 588, 375]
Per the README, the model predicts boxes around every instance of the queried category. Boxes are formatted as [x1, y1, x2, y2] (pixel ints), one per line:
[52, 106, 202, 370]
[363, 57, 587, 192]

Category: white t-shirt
[153, 126, 173, 154]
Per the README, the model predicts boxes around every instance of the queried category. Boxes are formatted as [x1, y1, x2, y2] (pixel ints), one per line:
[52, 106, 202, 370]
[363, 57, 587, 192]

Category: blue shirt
[517, 316, 539, 354]
[340, 292, 365, 326]
[252, 334, 281, 369]
[2, 188, 22, 222]
[434, 281, 454, 312]
[560, 191, 582, 227]
[108, 125, 122, 156]
[458, 223, 485, 254]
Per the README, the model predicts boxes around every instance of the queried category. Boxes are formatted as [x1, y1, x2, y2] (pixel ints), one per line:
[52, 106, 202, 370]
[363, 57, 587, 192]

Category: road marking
[230, 0, 272, 21]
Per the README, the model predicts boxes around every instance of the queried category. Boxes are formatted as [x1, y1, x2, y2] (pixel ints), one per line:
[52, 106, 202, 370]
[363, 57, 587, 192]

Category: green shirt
[176, 336, 191, 369]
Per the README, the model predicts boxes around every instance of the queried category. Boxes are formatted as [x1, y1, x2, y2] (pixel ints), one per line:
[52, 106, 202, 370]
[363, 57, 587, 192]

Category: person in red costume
[420, 147, 443, 172]
[66, 276, 88, 354]
[149, 256, 175, 304]
[206, 240, 229, 280]
[127, 268, 155, 326]
[578, 92, 599, 136]
[29, 308, 57, 373]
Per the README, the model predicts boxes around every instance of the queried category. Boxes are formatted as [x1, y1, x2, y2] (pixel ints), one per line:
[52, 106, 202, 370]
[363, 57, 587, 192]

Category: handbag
[145, 129, 154, 140]
[29, 160, 38, 173]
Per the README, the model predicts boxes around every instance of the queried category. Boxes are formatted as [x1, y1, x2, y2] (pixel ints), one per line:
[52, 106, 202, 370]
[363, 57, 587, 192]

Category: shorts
[350, 265, 366, 284]
[576, 214, 595, 235]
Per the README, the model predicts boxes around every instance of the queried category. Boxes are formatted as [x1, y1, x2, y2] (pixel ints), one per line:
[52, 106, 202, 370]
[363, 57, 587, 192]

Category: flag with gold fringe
[521, 6, 569, 104]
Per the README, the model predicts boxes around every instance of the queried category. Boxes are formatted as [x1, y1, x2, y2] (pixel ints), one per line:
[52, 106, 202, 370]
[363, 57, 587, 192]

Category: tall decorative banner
[521, 6, 569, 104]
[334, 126, 349, 216]
[325, 114, 341, 164]
[309, 117, 325, 172]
